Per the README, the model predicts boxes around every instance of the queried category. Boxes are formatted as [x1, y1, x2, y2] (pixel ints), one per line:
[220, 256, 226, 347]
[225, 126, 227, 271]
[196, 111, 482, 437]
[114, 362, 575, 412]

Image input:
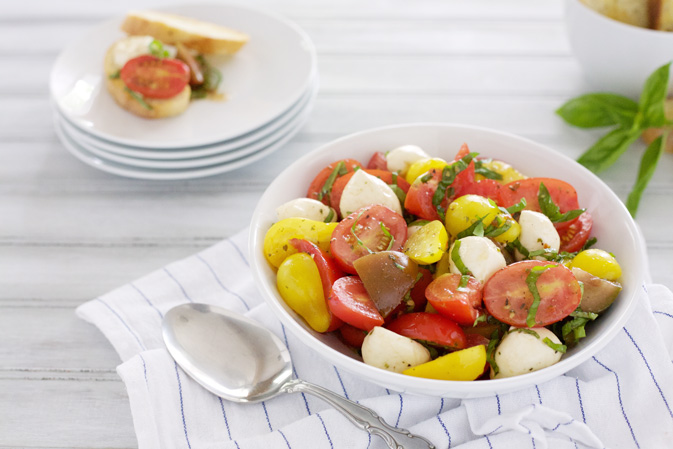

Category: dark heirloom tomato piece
[366, 152, 388, 170]
[425, 273, 483, 326]
[330, 169, 410, 217]
[386, 312, 467, 350]
[409, 267, 433, 312]
[328, 276, 384, 331]
[121, 55, 190, 99]
[559, 211, 593, 253]
[339, 323, 368, 348]
[483, 260, 581, 327]
[353, 251, 419, 318]
[306, 159, 363, 207]
[330, 205, 407, 274]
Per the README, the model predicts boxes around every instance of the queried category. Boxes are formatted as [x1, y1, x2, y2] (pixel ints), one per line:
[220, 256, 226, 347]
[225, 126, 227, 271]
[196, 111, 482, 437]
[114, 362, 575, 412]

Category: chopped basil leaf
[380, 222, 395, 251]
[525, 264, 556, 327]
[474, 159, 503, 180]
[511, 328, 541, 338]
[582, 237, 598, 250]
[149, 39, 170, 58]
[324, 209, 335, 223]
[108, 70, 120, 79]
[502, 197, 527, 215]
[543, 337, 567, 353]
[191, 55, 223, 99]
[420, 173, 433, 183]
[456, 216, 487, 239]
[507, 239, 529, 258]
[318, 161, 347, 201]
[124, 87, 152, 110]
[570, 310, 599, 320]
[538, 182, 585, 223]
[486, 330, 501, 376]
[458, 274, 470, 291]
[472, 313, 487, 326]
[350, 210, 373, 254]
[450, 240, 471, 275]
[484, 216, 512, 238]
[431, 152, 477, 221]
[389, 183, 407, 205]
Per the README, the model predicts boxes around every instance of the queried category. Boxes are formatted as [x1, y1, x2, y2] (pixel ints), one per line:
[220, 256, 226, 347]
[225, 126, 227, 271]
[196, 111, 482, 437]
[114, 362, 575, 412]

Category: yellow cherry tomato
[570, 249, 622, 281]
[403, 220, 449, 264]
[444, 194, 500, 238]
[491, 214, 521, 244]
[404, 158, 449, 184]
[433, 251, 452, 279]
[403, 345, 487, 381]
[276, 252, 331, 332]
[264, 218, 337, 268]
[475, 159, 526, 184]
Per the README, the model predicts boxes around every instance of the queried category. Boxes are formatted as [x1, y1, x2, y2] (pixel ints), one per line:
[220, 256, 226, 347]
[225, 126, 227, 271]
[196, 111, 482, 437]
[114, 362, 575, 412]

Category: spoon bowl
[163, 303, 436, 449]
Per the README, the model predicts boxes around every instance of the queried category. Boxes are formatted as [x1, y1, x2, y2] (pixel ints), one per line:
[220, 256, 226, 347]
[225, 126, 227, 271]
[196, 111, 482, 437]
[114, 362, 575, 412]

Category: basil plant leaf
[556, 93, 639, 129]
[577, 127, 641, 173]
[638, 62, 671, 129]
[626, 134, 666, 217]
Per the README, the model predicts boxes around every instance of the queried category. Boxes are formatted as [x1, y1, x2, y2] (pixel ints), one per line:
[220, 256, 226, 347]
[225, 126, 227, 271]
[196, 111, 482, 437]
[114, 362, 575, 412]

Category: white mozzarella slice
[339, 169, 402, 216]
[111, 36, 177, 69]
[449, 236, 506, 283]
[385, 145, 429, 175]
[275, 198, 336, 222]
[361, 327, 431, 373]
[517, 210, 560, 260]
[491, 327, 563, 379]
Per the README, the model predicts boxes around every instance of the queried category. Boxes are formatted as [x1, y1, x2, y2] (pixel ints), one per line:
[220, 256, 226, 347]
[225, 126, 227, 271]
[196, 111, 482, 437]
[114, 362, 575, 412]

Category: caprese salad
[263, 144, 623, 381]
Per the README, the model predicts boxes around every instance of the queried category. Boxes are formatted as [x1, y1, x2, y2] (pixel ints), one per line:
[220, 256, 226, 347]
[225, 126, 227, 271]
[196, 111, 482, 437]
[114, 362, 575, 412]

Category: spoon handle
[282, 379, 435, 449]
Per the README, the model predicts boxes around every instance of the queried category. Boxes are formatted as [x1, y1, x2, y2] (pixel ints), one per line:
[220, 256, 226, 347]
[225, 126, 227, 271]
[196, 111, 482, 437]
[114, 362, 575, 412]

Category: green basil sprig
[556, 62, 672, 217]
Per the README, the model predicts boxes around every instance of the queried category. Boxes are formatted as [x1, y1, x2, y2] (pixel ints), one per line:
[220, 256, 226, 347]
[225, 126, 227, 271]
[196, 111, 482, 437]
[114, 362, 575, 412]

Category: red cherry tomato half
[338, 323, 368, 348]
[559, 211, 593, 253]
[120, 55, 190, 99]
[330, 205, 407, 274]
[404, 168, 444, 221]
[306, 159, 363, 207]
[386, 312, 467, 350]
[483, 260, 581, 327]
[425, 273, 483, 326]
[366, 152, 388, 170]
[328, 276, 384, 331]
[330, 169, 410, 217]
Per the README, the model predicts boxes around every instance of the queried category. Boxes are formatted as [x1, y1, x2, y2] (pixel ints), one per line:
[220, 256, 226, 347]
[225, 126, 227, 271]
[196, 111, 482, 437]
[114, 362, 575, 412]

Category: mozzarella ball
[491, 327, 563, 379]
[385, 145, 429, 176]
[339, 169, 402, 216]
[362, 327, 431, 373]
[516, 210, 560, 261]
[276, 198, 336, 222]
[448, 236, 506, 283]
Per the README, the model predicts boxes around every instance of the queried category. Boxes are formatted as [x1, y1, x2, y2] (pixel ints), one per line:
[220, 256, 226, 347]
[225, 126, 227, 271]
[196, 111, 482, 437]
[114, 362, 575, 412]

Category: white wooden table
[1, 0, 671, 447]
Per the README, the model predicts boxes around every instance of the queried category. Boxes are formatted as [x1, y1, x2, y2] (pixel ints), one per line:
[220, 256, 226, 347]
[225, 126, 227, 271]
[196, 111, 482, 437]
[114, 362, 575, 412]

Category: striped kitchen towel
[77, 229, 673, 449]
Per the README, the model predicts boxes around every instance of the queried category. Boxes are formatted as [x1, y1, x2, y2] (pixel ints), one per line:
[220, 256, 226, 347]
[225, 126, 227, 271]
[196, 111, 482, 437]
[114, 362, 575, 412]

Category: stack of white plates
[49, 4, 317, 180]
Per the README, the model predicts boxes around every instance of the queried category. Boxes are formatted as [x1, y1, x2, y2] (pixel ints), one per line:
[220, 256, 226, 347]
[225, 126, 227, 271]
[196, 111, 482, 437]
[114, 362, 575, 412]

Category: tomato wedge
[307, 159, 363, 207]
[559, 211, 593, 253]
[330, 169, 410, 217]
[425, 273, 483, 326]
[386, 312, 466, 350]
[366, 152, 388, 170]
[328, 276, 384, 331]
[330, 205, 407, 274]
[338, 323, 368, 348]
[483, 260, 581, 327]
[120, 55, 190, 99]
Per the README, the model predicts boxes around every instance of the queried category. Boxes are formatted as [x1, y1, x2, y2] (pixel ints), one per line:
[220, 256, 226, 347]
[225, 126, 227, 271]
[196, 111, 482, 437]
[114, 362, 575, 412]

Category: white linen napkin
[77, 229, 673, 449]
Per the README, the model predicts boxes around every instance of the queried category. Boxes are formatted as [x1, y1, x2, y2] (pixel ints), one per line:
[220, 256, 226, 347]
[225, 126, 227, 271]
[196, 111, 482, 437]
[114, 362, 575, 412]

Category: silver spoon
[163, 303, 435, 449]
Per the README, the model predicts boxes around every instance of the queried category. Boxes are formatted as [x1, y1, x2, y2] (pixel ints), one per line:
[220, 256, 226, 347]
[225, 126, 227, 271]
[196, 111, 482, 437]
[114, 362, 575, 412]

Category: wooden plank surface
[1, 0, 671, 447]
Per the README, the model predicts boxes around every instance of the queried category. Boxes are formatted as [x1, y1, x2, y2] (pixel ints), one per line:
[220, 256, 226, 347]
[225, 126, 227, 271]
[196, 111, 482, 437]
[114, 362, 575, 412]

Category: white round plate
[57, 88, 313, 170]
[50, 3, 316, 149]
[54, 100, 314, 180]
[57, 78, 317, 166]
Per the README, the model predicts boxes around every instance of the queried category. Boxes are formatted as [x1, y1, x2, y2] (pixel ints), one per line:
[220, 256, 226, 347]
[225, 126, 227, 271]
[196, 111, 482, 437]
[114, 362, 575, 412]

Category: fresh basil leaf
[626, 134, 666, 217]
[556, 93, 638, 128]
[525, 264, 555, 327]
[576, 127, 641, 173]
[431, 152, 477, 221]
[582, 236, 597, 250]
[324, 209, 335, 223]
[474, 159, 503, 180]
[543, 337, 567, 353]
[108, 70, 120, 79]
[450, 240, 471, 276]
[456, 216, 486, 239]
[638, 62, 671, 129]
[503, 197, 526, 215]
[538, 182, 585, 223]
[124, 87, 152, 110]
[318, 161, 347, 201]
[149, 39, 169, 58]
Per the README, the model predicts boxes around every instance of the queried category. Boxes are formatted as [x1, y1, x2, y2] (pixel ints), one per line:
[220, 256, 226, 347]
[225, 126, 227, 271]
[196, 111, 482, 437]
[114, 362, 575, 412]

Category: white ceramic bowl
[565, 0, 673, 98]
[249, 123, 646, 398]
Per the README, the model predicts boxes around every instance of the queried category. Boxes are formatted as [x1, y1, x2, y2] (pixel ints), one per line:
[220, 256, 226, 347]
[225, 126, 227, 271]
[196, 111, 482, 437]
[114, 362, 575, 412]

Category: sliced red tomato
[338, 323, 368, 348]
[290, 238, 345, 331]
[121, 55, 190, 99]
[307, 159, 363, 207]
[559, 211, 593, 253]
[483, 260, 581, 327]
[386, 312, 466, 350]
[457, 178, 502, 205]
[425, 273, 483, 326]
[366, 152, 388, 170]
[329, 169, 410, 217]
[330, 205, 407, 274]
[328, 276, 384, 331]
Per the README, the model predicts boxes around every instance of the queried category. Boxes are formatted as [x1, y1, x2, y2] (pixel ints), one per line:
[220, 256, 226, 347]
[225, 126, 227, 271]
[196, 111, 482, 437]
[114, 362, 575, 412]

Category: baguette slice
[579, 0, 652, 27]
[653, 0, 673, 30]
[103, 41, 191, 119]
[121, 10, 249, 55]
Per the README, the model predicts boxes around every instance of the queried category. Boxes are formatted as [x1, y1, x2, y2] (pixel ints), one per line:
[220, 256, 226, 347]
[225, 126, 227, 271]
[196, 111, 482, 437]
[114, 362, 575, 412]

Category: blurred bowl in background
[565, 0, 673, 98]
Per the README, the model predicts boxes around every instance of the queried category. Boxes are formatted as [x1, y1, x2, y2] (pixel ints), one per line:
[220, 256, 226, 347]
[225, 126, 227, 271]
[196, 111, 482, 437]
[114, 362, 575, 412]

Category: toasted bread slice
[121, 10, 249, 55]
[103, 41, 190, 119]
[652, 0, 673, 30]
[579, 0, 652, 27]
